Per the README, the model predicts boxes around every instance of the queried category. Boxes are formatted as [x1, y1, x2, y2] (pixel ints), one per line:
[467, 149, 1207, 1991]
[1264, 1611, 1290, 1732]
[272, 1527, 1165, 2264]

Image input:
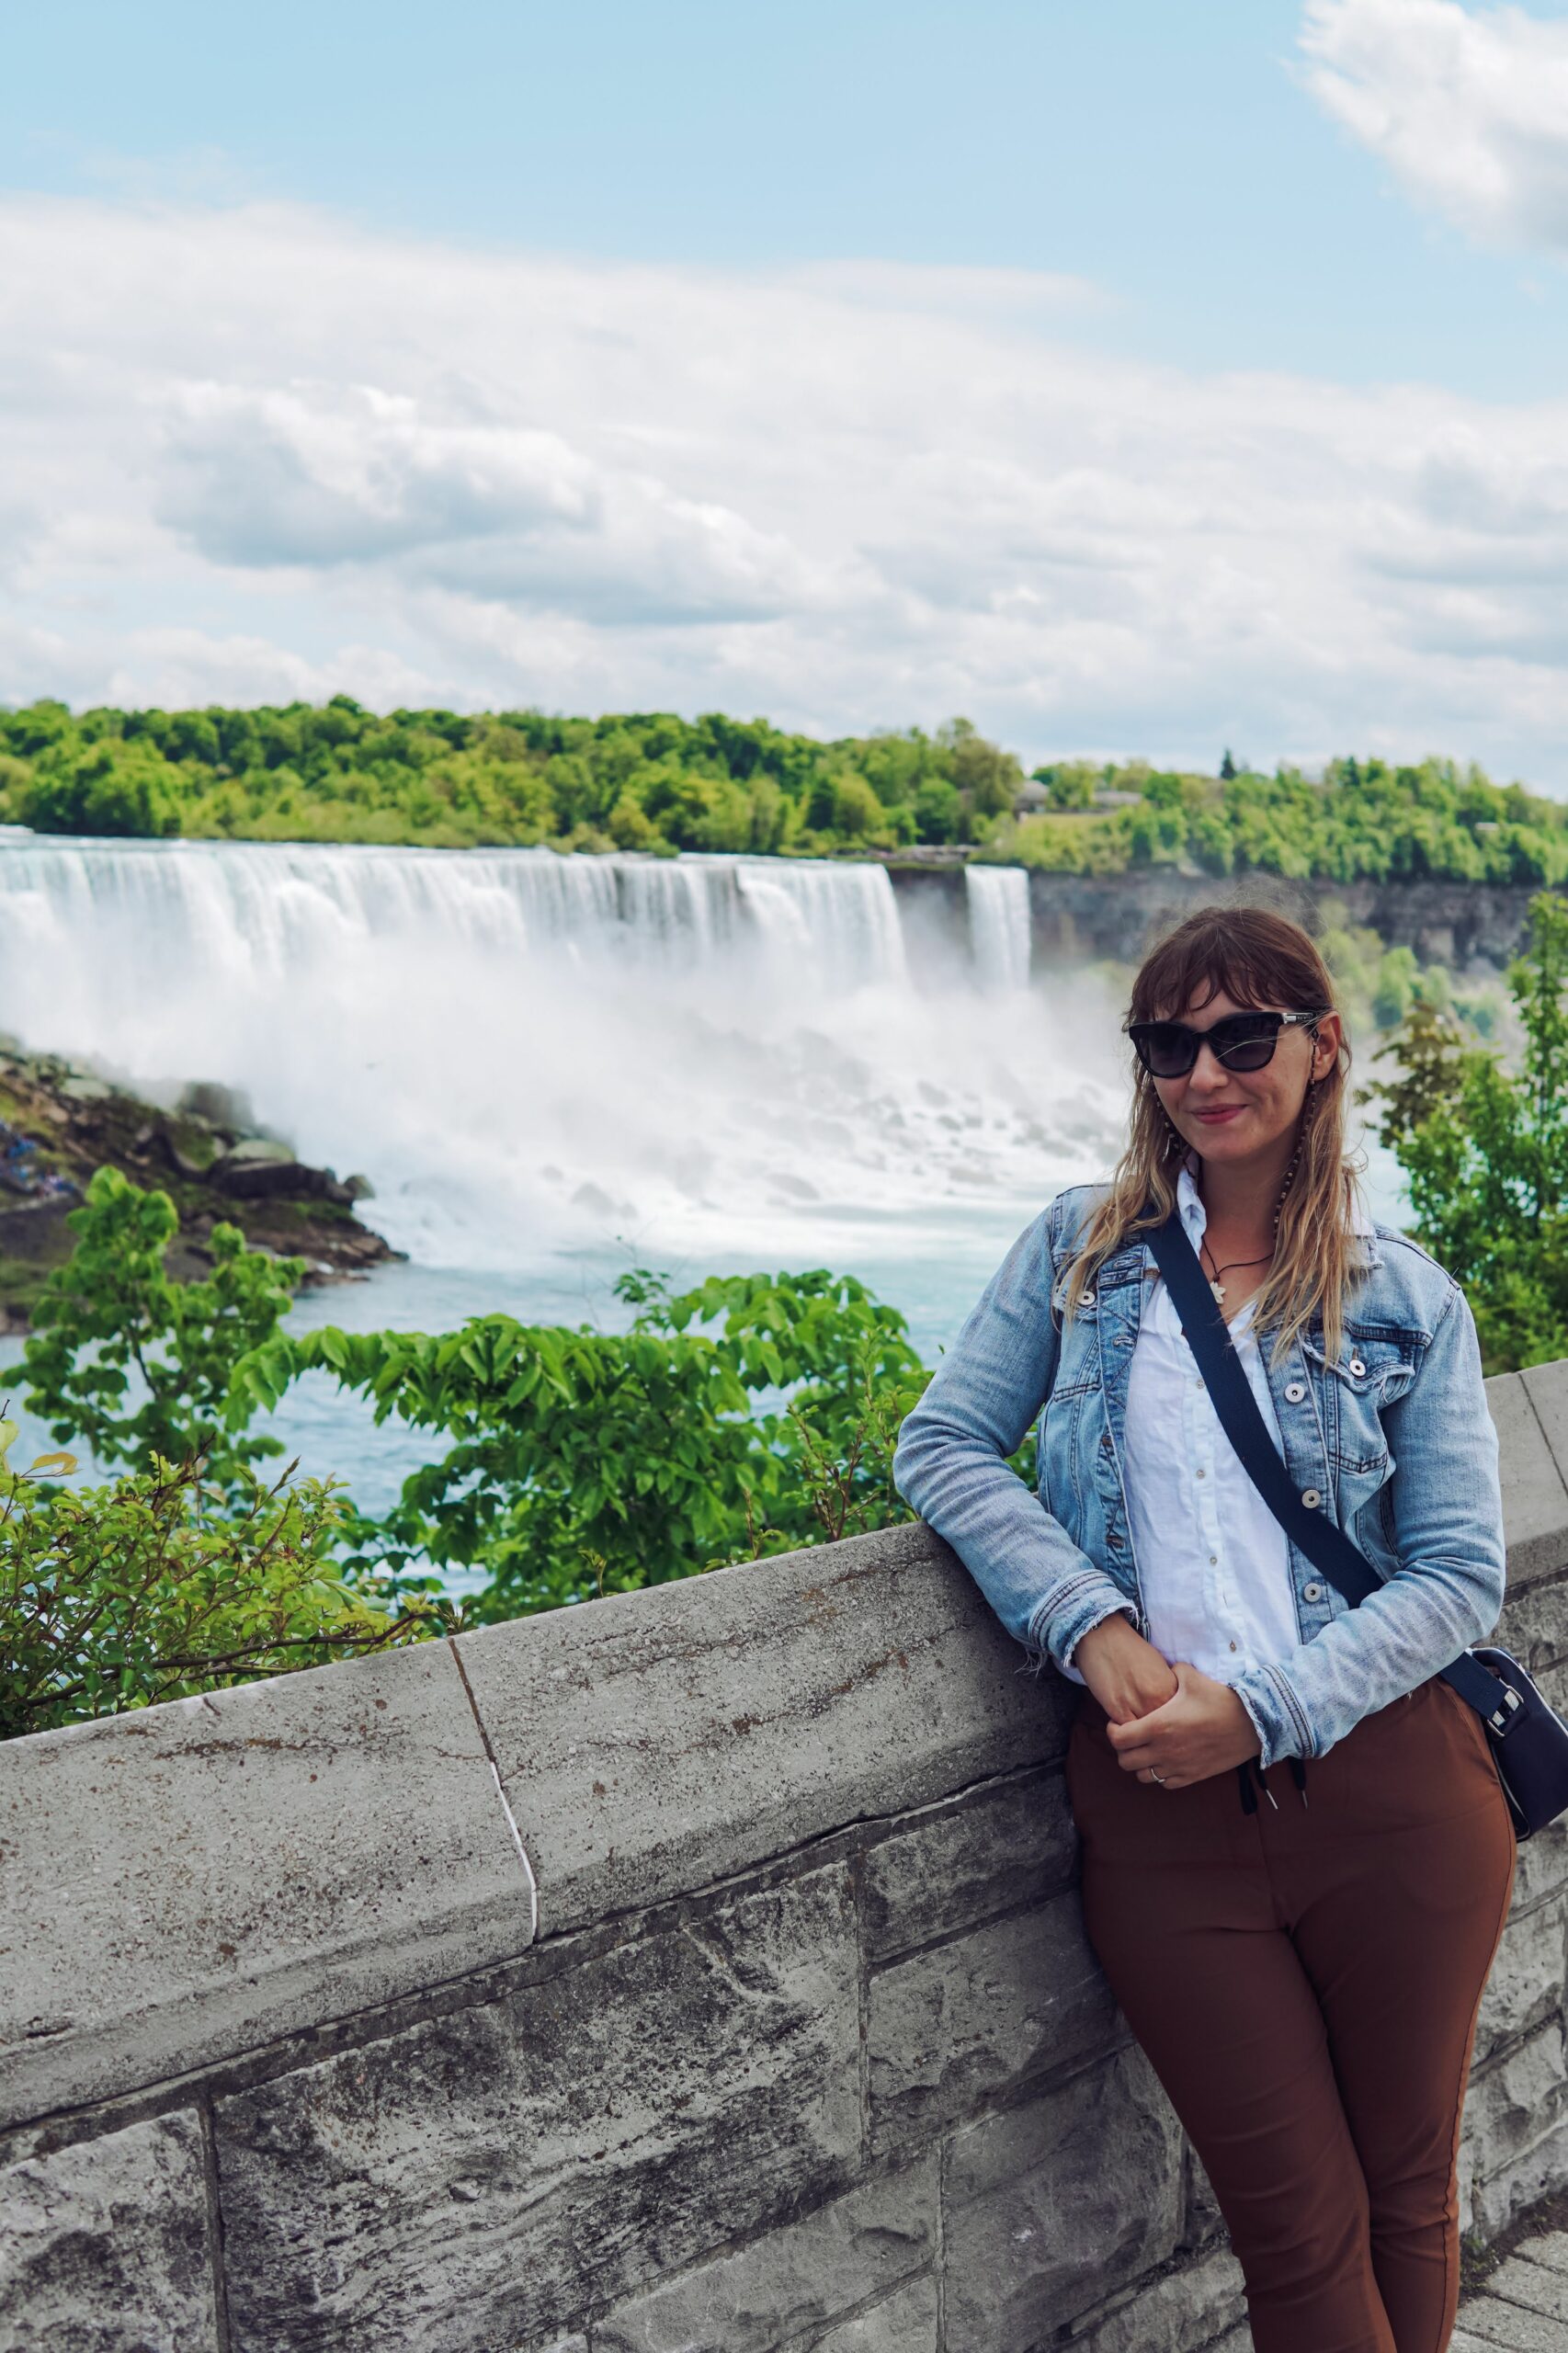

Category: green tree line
[5, 698, 1568, 881]
[0, 699, 1023, 857]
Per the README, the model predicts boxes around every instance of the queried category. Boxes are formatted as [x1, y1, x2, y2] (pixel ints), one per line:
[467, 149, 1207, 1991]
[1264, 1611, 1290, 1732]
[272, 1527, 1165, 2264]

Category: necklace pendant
[1210, 1279, 1226, 1304]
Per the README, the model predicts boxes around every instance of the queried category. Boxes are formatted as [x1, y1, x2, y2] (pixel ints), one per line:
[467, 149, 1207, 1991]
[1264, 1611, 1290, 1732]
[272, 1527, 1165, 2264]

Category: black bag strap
[1143, 1207, 1513, 1733]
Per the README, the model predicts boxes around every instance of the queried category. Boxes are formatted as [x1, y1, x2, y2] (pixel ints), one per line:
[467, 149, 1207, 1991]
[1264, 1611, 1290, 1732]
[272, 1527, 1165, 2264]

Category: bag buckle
[1488, 1685, 1525, 1738]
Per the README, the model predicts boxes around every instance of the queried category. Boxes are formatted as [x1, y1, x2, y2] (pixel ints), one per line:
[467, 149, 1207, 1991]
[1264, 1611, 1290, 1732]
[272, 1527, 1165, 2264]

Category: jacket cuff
[1229, 1661, 1313, 1771]
[1031, 1576, 1140, 1677]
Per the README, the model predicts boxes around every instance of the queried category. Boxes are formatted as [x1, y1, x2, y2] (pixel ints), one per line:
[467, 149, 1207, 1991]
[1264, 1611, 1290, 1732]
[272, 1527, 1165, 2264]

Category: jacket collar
[1175, 1149, 1381, 1264]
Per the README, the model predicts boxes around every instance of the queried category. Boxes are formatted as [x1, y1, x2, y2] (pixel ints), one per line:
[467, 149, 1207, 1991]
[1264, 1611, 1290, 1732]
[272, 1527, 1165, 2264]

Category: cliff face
[0, 1052, 402, 1334]
[885, 863, 1555, 972]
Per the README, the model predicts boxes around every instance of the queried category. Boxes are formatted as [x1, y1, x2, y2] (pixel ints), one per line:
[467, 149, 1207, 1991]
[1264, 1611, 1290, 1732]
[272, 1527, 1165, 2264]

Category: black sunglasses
[1125, 1007, 1328, 1079]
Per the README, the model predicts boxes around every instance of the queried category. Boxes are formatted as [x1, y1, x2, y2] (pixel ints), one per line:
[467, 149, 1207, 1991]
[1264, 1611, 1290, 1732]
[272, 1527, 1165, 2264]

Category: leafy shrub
[1366, 892, 1568, 1371]
[0, 1448, 448, 1740]
[21, 1165, 302, 1494]
[226, 1263, 939, 1620]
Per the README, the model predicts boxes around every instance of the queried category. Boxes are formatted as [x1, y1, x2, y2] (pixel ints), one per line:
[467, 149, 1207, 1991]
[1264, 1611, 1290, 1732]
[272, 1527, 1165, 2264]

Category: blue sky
[9, 0, 1564, 394]
[6, 1, 1568, 777]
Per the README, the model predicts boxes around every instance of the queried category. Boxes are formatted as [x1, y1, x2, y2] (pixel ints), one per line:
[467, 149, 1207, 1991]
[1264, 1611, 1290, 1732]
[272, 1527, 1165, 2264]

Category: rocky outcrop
[883, 860, 1562, 974]
[0, 1047, 400, 1333]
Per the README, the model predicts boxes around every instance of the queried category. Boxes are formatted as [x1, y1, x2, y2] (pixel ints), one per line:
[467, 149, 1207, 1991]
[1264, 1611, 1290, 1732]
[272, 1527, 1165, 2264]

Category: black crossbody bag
[1145, 1207, 1568, 1840]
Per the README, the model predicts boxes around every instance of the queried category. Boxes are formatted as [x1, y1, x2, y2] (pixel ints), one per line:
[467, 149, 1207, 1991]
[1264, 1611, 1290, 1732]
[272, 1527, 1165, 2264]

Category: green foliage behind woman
[1, 1167, 974, 1730]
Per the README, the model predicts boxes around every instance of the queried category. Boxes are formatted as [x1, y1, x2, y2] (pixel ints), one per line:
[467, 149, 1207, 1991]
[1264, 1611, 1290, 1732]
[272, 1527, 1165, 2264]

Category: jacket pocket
[1301, 1333, 1417, 1472]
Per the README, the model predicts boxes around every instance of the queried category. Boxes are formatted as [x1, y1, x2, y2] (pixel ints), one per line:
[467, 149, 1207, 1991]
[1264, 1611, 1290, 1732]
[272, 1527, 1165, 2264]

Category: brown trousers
[1064, 1675, 1517, 2353]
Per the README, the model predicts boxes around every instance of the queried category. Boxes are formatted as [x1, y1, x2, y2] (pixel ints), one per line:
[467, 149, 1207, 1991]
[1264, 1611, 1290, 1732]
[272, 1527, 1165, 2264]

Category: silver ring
[1149, 1767, 1167, 1786]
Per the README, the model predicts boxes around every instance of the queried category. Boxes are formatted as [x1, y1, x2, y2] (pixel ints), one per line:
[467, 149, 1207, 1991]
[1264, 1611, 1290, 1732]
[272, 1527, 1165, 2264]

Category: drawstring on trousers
[1236, 1756, 1310, 1813]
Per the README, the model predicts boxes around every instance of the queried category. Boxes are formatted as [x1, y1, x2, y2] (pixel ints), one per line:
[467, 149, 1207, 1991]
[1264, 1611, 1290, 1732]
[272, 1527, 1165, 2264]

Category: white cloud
[1299, 0, 1568, 248]
[6, 191, 1568, 777]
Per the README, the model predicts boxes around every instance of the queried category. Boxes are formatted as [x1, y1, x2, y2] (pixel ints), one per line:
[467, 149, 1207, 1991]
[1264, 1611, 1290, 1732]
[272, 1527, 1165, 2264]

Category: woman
[892, 904, 1515, 2353]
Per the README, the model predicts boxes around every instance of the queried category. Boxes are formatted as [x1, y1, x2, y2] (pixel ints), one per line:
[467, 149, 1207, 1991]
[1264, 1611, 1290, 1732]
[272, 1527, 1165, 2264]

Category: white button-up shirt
[1060, 1158, 1324, 1688]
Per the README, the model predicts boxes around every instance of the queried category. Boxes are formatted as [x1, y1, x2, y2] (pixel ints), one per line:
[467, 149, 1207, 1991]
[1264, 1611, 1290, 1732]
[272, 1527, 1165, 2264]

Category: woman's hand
[1074, 1611, 1180, 1723]
[1104, 1660, 1261, 1789]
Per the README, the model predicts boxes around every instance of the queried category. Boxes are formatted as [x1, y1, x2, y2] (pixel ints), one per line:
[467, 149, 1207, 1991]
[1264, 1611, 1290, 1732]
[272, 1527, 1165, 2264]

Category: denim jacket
[892, 1182, 1506, 1768]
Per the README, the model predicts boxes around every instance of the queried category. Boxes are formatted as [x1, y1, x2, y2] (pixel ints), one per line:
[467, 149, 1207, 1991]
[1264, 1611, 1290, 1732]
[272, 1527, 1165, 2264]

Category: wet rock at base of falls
[176, 1079, 257, 1131]
[0, 1049, 403, 1332]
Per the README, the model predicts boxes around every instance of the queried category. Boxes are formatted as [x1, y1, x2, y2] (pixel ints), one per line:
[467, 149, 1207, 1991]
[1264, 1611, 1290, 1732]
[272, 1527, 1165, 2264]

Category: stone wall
[6, 1362, 1568, 2352]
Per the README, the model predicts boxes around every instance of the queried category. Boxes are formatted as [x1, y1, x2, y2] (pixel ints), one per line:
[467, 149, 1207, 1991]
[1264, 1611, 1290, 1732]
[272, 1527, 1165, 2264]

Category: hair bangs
[1132, 909, 1329, 1027]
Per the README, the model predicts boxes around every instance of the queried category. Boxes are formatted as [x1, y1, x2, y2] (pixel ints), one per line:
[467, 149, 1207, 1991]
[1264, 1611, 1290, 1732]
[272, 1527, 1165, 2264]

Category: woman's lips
[1194, 1107, 1244, 1122]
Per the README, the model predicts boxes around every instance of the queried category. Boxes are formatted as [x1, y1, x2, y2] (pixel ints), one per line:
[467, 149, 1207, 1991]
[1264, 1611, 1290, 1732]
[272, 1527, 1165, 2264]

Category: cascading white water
[965, 865, 1032, 992]
[0, 836, 1124, 1305]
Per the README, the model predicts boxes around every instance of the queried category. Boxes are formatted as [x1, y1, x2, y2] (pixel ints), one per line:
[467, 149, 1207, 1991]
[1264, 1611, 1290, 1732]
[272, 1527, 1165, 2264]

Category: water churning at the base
[0, 839, 1122, 1271]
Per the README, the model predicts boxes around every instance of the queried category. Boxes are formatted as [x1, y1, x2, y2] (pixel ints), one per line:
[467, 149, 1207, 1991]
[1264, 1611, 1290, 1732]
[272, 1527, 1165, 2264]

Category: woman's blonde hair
[1060, 904, 1371, 1367]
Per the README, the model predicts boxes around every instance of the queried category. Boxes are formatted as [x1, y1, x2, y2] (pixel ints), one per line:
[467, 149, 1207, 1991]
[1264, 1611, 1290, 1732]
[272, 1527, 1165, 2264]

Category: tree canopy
[3, 699, 1563, 881]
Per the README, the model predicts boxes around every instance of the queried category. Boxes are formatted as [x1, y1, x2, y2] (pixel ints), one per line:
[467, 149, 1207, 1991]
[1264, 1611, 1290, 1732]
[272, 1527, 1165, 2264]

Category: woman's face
[1152, 983, 1341, 1171]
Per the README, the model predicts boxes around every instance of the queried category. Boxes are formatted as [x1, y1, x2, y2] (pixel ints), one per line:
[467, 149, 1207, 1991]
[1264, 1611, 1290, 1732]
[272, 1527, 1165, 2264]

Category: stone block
[1517, 2227, 1568, 2273]
[1458, 2292, 1562, 2349]
[811, 2271, 939, 2352]
[1466, 2020, 1568, 2237]
[215, 1863, 861, 2353]
[0, 2111, 216, 2351]
[1473, 1895, 1567, 2068]
[1511, 1813, 1568, 1914]
[943, 2046, 1185, 2351]
[1181, 2140, 1228, 2248]
[1497, 1575, 1568, 1675]
[1457, 2124, 1475, 2238]
[454, 1520, 1076, 1936]
[1485, 2253, 1568, 2320]
[1074, 2247, 1247, 2353]
[1520, 1360, 1568, 1495]
[867, 1893, 1115, 2154]
[594, 2159, 936, 2353]
[856, 1767, 1077, 1965]
[1489, 1374, 1568, 1588]
[0, 1643, 536, 2127]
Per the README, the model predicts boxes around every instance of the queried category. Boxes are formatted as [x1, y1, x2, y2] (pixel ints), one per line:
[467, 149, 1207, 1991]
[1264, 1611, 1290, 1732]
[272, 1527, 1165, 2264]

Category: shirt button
[1197, 1468, 1207, 1479]
[1303, 1581, 1323, 1601]
[1229, 1640, 1238, 1653]
[1285, 1381, 1305, 1403]
[1301, 1488, 1321, 1507]
[1210, 1553, 1218, 1565]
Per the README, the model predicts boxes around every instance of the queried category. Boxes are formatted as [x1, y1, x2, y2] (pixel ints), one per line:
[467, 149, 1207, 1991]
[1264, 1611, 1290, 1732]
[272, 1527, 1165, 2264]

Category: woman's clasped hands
[1073, 1612, 1261, 1789]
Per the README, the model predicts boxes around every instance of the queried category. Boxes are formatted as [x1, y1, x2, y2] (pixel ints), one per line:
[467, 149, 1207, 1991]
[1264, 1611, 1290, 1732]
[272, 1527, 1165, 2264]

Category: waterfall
[0, 836, 1121, 1275]
[965, 864, 1032, 991]
[0, 840, 909, 985]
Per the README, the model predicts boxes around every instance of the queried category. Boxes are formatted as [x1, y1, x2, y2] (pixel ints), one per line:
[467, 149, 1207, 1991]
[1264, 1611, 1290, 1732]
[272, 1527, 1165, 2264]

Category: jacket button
[1303, 1580, 1324, 1601]
[1349, 1357, 1366, 1377]
[1285, 1381, 1305, 1403]
[1082, 1290, 1096, 1306]
[1301, 1488, 1321, 1508]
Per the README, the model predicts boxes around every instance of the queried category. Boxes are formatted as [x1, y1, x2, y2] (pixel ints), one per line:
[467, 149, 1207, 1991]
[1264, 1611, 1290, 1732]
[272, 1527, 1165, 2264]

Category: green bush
[4, 1167, 994, 1730]
[1366, 892, 1568, 1372]
[0, 1447, 447, 1740]
[225, 1262, 941, 1620]
[21, 1165, 302, 1495]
